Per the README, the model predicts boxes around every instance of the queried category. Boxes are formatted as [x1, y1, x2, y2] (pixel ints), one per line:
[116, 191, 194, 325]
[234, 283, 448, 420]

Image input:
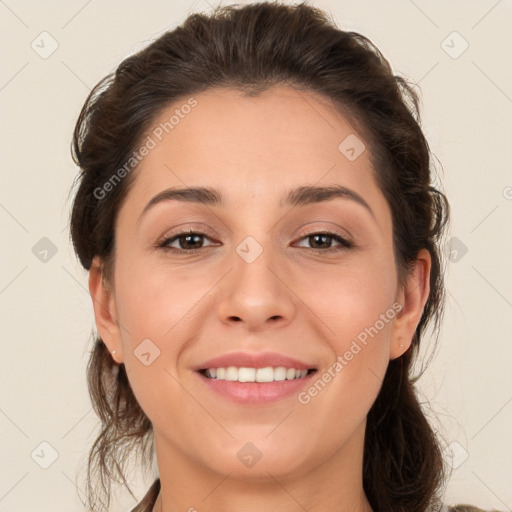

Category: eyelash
[156, 229, 354, 254]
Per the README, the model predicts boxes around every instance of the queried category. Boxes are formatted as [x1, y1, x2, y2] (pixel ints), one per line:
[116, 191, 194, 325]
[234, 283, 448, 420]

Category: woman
[69, 2, 498, 511]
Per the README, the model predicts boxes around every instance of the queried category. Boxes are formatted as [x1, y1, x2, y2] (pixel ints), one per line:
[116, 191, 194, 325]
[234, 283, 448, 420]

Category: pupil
[182, 234, 202, 249]
[311, 234, 330, 248]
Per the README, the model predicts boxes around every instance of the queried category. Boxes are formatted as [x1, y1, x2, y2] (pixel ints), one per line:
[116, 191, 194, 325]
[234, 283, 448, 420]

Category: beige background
[1, 0, 511, 510]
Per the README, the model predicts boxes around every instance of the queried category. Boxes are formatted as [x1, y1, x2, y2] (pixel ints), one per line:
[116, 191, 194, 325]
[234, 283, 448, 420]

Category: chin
[197, 436, 317, 482]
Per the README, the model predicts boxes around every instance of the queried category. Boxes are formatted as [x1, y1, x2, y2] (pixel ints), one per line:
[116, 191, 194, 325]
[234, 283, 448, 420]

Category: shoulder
[128, 489, 501, 512]
[445, 505, 504, 512]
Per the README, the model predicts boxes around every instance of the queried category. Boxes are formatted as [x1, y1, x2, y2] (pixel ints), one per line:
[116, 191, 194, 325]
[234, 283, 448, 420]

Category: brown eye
[295, 232, 353, 251]
[158, 231, 216, 252]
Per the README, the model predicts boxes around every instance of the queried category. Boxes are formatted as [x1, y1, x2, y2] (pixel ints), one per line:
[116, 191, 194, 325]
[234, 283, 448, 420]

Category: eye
[157, 230, 217, 253]
[294, 231, 353, 252]
[157, 229, 353, 254]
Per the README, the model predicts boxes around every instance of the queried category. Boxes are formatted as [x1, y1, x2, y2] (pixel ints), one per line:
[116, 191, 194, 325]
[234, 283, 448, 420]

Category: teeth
[204, 366, 309, 382]
[238, 367, 256, 382]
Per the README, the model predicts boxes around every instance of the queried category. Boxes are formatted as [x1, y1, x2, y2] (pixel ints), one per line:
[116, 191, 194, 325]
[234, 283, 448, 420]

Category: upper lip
[194, 351, 316, 371]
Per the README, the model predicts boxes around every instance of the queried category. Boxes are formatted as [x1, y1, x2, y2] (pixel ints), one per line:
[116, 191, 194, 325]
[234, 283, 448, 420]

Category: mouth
[196, 366, 318, 404]
[198, 366, 317, 382]
[193, 351, 319, 404]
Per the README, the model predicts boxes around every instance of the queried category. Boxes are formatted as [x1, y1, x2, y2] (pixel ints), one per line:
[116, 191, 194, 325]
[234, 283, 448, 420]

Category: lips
[193, 351, 318, 404]
[194, 351, 316, 371]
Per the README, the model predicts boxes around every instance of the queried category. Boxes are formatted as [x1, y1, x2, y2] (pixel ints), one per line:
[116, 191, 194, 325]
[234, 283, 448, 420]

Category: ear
[389, 248, 431, 360]
[88, 255, 123, 363]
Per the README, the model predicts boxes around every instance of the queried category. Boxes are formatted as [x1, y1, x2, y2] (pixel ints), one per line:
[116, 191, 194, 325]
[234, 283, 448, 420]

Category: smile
[196, 366, 318, 405]
[200, 366, 314, 382]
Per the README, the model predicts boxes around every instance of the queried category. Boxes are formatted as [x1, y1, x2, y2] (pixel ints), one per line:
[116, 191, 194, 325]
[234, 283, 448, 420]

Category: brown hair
[69, 2, 450, 511]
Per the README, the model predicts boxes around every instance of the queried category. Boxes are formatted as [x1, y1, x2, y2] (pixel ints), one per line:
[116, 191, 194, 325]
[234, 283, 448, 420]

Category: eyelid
[294, 221, 353, 244]
[158, 223, 216, 240]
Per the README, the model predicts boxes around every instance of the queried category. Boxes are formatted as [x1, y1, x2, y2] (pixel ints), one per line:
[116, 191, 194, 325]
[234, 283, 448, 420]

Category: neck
[151, 421, 373, 512]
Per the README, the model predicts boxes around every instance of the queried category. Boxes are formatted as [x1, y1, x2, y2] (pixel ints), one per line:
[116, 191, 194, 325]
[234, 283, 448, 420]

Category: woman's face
[90, 86, 429, 483]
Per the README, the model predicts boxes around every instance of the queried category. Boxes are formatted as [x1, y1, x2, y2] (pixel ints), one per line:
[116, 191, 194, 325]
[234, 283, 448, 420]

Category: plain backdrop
[1, 0, 511, 510]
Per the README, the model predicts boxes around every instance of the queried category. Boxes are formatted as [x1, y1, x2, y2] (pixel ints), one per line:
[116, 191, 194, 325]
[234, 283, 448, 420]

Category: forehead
[119, 85, 388, 220]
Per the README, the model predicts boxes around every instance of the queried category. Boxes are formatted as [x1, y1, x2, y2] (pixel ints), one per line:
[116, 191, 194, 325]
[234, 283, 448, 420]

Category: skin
[89, 86, 431, 512]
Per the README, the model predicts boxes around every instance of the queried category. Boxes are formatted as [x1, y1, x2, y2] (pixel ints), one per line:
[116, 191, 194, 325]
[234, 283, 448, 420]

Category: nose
[216, 243, 296, 332]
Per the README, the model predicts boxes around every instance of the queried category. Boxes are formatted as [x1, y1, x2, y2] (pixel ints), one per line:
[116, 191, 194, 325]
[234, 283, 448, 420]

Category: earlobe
[390, 249, 431, 360]
[88, 256, 123, 362]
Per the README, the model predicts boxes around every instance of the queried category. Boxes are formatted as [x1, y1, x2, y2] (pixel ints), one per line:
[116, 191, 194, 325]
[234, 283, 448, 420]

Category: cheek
[114, 260, 208, 341]
[295, 276, 394, 445]
[293, 250, 397, 343]
[112, 264, 208, 429]
[292, 256, 396, 408]
[112, 262, 205, 395]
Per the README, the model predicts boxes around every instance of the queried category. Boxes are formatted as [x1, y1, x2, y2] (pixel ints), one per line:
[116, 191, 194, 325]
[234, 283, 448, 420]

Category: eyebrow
[139, 184, 375, 221]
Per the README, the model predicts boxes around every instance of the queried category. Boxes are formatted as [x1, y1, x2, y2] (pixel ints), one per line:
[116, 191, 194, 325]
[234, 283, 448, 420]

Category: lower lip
[196, 371, 316, 405]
